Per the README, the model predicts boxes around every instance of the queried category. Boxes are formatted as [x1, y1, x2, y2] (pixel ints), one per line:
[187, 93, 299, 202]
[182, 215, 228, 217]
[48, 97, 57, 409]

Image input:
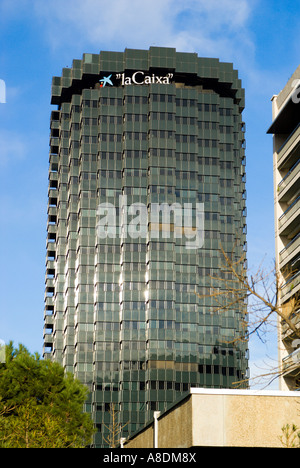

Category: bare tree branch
[102, 403, 129, 448]
[197, 243, 300, 388]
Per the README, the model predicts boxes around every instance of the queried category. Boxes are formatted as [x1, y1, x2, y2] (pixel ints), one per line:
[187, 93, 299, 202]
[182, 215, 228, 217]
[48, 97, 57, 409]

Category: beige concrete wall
[125, 390, 300, 448]
[158, 398, 193, 448]
[125, 399, 193, 449]
[191, 391, 300, 447]
[125, 424, 154, 449]
[191, 393, 225, 446]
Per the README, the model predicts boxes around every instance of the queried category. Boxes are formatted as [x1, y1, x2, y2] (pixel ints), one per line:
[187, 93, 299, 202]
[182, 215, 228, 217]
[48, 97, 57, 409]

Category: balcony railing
[279, 196, 300, 233]
[278, 123, 300, 166]
[282, 346, 300, 376]
[280, 233, 300, 265]
[281, 270, 300, 301]
[281, 310, 300, 338]
[278, 158, 300, 196]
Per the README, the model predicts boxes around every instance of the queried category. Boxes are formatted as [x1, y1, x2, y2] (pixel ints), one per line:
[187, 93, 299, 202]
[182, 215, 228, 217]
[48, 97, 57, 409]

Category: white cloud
[32, 0, 255, 66]
[173, 0, 251, 31]
[0, 130, 28, 167]
[33, 0, 172, 50]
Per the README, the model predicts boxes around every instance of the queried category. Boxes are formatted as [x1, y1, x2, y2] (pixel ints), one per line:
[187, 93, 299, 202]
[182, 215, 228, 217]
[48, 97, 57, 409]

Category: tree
[199, 244, 300, 388]
[0, 342, 94, 448]
[102, 403, 129, 448]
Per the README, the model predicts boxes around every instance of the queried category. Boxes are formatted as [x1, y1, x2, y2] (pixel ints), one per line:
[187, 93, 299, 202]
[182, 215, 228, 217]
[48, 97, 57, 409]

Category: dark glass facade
[44, 47, 248, 447]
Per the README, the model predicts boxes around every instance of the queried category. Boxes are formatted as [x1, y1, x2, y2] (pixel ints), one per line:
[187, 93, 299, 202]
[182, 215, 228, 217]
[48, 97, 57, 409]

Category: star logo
[99, 74, 113, 87]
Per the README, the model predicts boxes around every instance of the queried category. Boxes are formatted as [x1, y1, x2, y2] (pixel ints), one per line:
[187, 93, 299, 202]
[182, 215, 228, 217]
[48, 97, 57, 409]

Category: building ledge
[189, 387, 300, 396]
[267, 94, 300, 135]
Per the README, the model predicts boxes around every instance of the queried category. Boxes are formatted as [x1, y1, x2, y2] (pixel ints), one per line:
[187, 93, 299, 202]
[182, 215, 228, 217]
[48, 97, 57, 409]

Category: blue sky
[0, 0, 299, 388]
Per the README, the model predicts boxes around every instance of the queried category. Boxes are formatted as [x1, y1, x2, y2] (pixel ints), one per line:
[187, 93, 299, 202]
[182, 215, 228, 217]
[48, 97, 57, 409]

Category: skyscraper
[44, 47, 248, 447]
[268, 65, 300, 391]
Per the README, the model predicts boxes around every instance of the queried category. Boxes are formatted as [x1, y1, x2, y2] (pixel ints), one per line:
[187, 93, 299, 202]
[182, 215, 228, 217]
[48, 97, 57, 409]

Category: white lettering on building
[116, 71, 173, 86]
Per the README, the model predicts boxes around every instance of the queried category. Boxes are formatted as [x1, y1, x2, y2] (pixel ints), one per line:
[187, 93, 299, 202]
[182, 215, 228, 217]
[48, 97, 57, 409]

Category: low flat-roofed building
[123, 388, 300, 448]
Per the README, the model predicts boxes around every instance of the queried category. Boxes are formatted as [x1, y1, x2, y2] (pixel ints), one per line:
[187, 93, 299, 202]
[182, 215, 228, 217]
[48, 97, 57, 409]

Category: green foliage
[0, 342, 94, 448]
[280, 424, 300, 448]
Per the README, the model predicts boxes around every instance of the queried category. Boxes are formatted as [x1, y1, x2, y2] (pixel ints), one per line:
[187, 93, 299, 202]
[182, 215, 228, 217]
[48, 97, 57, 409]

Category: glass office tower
[44, 47, 248, 447]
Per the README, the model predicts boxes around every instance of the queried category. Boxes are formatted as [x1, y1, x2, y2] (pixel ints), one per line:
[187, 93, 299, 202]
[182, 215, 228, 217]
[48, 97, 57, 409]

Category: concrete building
[124, 388, 300, 448]
[44, 47, 248, 447]
[267, 66, 300, 391]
